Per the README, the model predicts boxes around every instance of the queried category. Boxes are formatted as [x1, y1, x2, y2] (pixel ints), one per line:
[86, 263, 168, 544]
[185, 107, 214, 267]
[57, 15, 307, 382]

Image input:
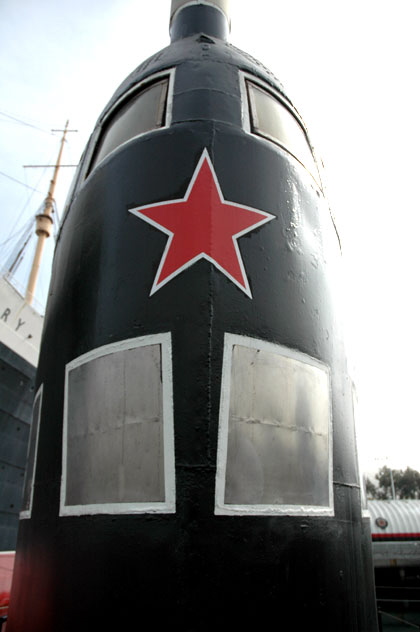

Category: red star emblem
[129, 149, 275, 298]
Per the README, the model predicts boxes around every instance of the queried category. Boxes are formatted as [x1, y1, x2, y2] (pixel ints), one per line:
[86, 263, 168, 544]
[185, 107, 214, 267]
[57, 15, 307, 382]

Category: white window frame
[215, 333, 334, 516]
[84, 68, 176, 179]
[60, 69, 176, 246]
[239, 71, 321, 188]
[20, 384, 43, 520]
[60, 333, 175, 516]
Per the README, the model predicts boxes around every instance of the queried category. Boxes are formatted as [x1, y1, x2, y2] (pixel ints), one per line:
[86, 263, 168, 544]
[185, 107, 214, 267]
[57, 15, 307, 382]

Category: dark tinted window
[247, 80, 318, 181]
[89, 78, 169, 172]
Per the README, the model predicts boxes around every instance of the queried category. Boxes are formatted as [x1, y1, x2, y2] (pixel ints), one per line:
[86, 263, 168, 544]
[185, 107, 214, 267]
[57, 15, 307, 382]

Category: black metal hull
[9, 13, 378, 630]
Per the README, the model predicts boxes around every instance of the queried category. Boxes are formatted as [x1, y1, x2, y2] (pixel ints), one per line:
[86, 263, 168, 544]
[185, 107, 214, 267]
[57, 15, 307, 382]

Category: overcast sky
[1, 0, 419, 477]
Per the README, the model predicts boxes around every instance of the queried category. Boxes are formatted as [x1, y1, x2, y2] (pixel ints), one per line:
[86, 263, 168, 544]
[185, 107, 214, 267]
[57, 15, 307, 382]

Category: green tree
[394, 467, 420, 499]
[365, 477, 379, 500]
[366, 466, 420, 500]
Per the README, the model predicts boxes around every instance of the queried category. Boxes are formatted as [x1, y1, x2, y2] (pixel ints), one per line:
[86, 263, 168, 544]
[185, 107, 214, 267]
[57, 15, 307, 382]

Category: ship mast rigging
[24, 120, 77, 305]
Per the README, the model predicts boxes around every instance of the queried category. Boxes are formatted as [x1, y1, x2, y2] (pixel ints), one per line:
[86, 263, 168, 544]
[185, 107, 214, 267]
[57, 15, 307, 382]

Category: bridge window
[89, 76, 169, 172]
[246, 79, 318, 182]
[215, 334, 332, 515]
[60, 333, 175, 515]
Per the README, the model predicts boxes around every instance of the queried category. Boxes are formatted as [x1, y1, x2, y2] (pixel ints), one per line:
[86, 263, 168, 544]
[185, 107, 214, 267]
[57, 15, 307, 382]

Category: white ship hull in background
[0, 117, 73, 552]
[0, 275, 43, 551]
[0, 275, 43, 366]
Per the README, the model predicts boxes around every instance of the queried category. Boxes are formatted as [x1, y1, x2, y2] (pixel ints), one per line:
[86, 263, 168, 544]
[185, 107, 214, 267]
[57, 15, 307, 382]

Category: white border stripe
[20, 384, 43, 520]
[60, 333, 175, 516]
[215, 333, 334, 516]
[84, 69, 176, 179]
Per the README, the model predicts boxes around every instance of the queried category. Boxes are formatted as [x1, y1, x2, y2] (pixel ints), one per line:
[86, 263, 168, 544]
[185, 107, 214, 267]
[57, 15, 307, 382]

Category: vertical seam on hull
[207, 124, 216, 462]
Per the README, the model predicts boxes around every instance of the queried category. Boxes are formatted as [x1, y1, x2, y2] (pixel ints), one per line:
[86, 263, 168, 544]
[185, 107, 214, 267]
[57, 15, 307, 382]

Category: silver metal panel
[372, 540, 420, 567]
[61, 333, 175, 515]
[215, 334, 333, 515]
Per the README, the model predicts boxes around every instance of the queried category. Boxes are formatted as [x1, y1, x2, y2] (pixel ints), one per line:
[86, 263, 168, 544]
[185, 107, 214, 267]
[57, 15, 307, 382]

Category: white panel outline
[239, 71, 322, 189]
[20, 384, 43, 520]
[85, 68, 176, 178]
[215, 333, 334, 516]
[60, 333, 175, 516]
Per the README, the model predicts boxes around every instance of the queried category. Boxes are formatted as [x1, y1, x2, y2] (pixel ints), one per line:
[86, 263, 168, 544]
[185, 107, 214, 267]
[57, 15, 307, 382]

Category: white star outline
[129, 148, 276, 298]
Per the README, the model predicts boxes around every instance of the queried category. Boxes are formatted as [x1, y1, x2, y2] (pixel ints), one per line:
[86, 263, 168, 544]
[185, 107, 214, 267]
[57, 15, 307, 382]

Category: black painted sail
[8, 2, 378, 630]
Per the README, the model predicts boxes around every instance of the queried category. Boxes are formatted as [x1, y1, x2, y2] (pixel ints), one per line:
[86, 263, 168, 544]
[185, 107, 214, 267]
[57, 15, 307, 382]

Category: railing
[377, 584, 420, 630]
[378, 607, 420, 630]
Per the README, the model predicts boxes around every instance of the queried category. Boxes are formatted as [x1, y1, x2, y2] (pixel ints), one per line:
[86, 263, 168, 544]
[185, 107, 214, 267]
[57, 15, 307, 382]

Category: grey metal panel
[224, 342, 331, 507]
[65, 343, 165, 507]
[372, 540, 420, 567]
[20, 387, 42, 516]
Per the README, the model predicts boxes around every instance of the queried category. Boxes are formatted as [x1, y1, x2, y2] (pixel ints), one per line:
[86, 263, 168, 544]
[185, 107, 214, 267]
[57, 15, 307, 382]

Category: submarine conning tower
[170, 0, 231, 41]
[8, 2, 379, 631]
